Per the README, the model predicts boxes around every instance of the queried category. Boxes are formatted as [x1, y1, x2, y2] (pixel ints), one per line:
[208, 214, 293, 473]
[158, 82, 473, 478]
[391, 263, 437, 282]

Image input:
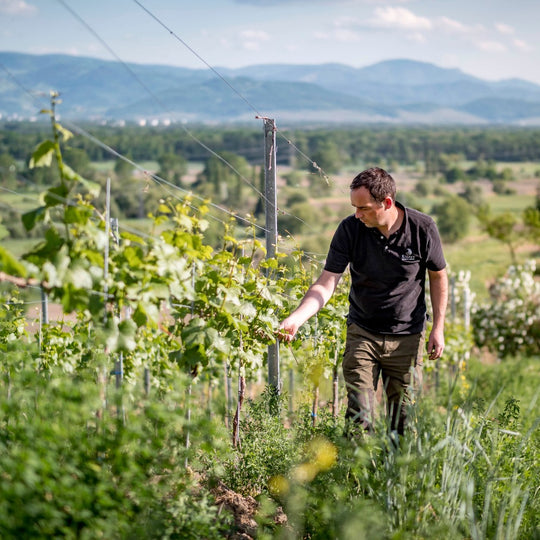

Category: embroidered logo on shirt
[401, 248, 418, 262]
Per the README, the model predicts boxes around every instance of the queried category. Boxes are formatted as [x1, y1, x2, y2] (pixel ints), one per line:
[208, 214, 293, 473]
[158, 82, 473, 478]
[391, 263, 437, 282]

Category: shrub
[413, 180, 431, 197]
[222, 389, 299, 496]
[472, 260, 540, 357]
[432, 195, 472, 243]
[0, 369, 233, 539]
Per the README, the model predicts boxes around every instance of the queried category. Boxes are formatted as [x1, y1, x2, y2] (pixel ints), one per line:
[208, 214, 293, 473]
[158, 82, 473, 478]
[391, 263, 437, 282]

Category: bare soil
[212, 481, 287, 539]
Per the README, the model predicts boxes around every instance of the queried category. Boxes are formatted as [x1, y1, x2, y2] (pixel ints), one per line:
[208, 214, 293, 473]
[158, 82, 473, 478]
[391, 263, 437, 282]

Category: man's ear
[383, 196, 393, 210]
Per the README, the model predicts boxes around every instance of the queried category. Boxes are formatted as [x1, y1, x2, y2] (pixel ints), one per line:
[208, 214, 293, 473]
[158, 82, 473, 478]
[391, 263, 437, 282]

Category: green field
[488, 192, 535, 214]
[444, 235, 534, 297]
[90, 159, 160, 173]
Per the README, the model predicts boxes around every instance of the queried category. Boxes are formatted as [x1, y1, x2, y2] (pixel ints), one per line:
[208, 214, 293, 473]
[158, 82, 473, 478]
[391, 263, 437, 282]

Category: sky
[1, 0, 540, 85]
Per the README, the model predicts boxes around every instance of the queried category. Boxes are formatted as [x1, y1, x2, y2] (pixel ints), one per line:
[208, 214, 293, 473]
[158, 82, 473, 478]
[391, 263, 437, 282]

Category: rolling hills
[2, 52, 540, 125]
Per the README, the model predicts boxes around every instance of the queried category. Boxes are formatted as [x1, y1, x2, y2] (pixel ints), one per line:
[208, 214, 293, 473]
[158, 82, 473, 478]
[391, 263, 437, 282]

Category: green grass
[413, 190, 533, 217]
[89, 160, 115, 173]
[89, 160, 159, 173]
[89, 160, 204, 178]
[444, 226, 537, 298]
[225, 355, 540, 539]
[459, 160, 540, 177]
[1, 191, 41, 212]
[465, 354, 540, 408]
[487, 192, 533, 214]
[497, 161, 540, 177]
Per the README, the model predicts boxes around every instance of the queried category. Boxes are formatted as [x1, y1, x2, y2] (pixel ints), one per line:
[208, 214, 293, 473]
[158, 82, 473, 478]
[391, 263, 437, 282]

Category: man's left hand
[427, 327, 444, 360]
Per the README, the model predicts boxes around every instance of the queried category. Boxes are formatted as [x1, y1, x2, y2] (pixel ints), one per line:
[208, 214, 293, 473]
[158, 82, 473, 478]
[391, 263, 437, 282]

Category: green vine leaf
[64, 205, 93, 225]
[22, 206, 48, 231]
[158, 203, 172, 214]
[0, 246, 27, 276]
[54, 122, 73, 142]
[100, 317, 119, 352]
[29, 140, 56, 169]
[43, 185, 69, 207]
[60, 162, 101, 200]
[117, 319, 137, 352]
[120, 231, 146, 245]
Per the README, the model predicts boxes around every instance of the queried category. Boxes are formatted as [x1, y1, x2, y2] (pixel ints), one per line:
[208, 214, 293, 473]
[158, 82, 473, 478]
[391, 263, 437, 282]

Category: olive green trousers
[342, 322, 425, 435]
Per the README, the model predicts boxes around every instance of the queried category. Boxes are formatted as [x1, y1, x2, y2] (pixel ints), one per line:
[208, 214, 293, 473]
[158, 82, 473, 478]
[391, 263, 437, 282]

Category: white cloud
[23, 45, 80, 57]
[368, 7, 432, 30]
[0, 0, 36, 15]
[437, 16, 470, 34]
[327, 7, 527, 59]
[333, 28, 362, 42]
[317, 17, 363, 42]
[240, 30, 270, 41]
[334, 16, 360, 29]
[239, 29, 270, 51]
[330, 8, 433, 44]
[513, 38, 532, 52]
[407, 32, 426, 44]
[477, 40, 507, 53]
[495, 23, 514, 35]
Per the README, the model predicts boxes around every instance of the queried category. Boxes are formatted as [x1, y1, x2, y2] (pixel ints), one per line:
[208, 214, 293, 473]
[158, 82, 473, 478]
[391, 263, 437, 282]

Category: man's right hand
[277, 316, 300, 343]
[276, 270, 342, 343]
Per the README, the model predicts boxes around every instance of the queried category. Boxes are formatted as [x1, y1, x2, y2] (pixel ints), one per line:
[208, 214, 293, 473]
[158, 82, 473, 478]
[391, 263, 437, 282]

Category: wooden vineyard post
[185, 266, 196, 467]
[232, 365, 246, 449]
[332, 351, 340, 419]
[224, 362, 233, 429]
[263, 117, 280, 405]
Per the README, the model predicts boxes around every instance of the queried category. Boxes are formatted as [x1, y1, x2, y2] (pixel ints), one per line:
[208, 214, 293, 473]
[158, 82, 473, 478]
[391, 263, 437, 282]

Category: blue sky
[1, 0, 539, 84]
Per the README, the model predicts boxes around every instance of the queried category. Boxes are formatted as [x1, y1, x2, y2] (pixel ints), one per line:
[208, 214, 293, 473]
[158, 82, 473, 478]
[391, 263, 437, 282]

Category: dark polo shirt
[324, 202, 446, 335]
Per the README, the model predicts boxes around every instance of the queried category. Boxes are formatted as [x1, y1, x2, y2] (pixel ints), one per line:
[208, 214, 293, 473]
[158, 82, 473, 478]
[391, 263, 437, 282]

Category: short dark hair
[350, 167, 396, 203]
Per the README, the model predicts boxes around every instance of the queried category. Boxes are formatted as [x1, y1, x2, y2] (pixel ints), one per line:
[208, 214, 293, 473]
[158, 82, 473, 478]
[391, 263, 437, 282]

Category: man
[278, 167, 448, 435]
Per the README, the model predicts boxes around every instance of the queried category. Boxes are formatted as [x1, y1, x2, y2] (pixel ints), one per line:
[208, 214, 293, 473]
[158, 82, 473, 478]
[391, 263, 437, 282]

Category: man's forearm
[278, 270, 342, 341]
[290, 283, 334, 324]
[426, 268, 448, 359]
[429, 268, 448, 330]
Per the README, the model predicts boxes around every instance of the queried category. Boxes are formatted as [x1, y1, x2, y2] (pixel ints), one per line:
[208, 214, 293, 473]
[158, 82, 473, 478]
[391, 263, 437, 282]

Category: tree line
[4, 122, 540, 167]
[1, 122, 540, 250]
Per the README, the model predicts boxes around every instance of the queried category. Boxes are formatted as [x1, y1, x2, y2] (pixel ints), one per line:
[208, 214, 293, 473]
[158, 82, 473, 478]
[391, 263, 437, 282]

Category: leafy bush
[222, 389, 299, 496]
[432, 195, 472, 243]
[0, 369, 233, 539]
[472, 260, 540, 357]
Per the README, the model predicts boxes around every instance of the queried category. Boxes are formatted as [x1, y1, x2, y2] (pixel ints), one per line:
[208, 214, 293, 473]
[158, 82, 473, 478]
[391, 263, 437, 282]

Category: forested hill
[2, 51, 540, 125]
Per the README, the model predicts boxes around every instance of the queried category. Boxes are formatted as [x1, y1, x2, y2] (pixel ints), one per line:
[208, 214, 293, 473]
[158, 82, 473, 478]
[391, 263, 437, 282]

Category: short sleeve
[324, 220, 352, 274]
[426, 221, 446, 271]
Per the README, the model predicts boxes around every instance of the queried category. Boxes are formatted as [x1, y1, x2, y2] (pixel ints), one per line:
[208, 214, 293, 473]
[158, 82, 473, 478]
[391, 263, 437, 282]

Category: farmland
[0, 118, 539, 538]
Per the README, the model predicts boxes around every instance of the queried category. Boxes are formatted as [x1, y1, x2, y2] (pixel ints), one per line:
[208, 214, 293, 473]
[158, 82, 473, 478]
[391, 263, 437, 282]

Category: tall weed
[224, 370, 539, 539]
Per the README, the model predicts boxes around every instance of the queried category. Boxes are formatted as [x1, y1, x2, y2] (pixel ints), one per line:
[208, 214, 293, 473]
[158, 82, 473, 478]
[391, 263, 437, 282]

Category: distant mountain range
[2, 52, 540, 125]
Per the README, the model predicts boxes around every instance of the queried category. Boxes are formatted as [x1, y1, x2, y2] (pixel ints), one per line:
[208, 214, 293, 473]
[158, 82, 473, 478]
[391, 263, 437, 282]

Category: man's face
[350, 186, 386, 228]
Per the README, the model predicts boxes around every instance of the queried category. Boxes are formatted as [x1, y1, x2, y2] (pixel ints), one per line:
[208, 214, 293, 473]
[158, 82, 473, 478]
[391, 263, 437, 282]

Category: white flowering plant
[472, 260, 540, 358]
